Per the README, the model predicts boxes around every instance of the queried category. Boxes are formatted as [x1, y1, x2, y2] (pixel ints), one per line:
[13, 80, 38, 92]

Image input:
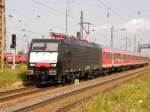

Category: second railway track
[0, 86, 56, 102]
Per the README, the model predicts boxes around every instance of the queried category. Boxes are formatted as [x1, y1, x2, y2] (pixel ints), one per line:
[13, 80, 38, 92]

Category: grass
[0, 64, 27, 88]
[75, 72, 150, 112]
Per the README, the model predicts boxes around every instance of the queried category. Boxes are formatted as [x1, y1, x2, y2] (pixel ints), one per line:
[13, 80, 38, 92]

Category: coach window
[114, 53, 116, 60]
[123, 55, 125, 61]
[115, 53, 117, 60]
[110, 53, 112, 60]
[110, 53, 112, 59]
[116, 54, 118, 60]
[116, 54, 118, 59]
[109, 53, 110, 60]
[129, 55, 131, 60]
[103, 52, 106, 59]
[106, 52, 108, 59]
[109, 52, 111, 60]
[105, 52, 107, 60]
[125, 55, 127, 60]
[105, 52, 107, 59]
[107, 52, 109, 60]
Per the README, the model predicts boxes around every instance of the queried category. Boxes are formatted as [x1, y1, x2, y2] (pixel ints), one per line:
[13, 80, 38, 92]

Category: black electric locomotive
[26, 39, 102, 84]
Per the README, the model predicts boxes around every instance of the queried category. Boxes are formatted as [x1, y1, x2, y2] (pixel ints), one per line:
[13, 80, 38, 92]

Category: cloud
[93, 19, 150, 33]
[122, 19, 150, 33]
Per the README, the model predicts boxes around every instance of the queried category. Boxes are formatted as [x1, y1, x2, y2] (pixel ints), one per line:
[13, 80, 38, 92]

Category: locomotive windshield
[32, 42, 58, 51]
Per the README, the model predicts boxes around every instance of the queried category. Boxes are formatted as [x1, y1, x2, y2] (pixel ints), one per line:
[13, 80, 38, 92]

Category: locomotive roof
[32, 39, 61, 43]
[63, 39, 101, 48]
[31, 39, 101, 49]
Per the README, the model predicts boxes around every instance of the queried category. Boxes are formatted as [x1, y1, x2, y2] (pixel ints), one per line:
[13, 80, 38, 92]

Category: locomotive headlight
[30, 63, 35, 66]
[26, 70, 34, 75]
[51, 64, 56, 67]
[49, 70, 56, 75]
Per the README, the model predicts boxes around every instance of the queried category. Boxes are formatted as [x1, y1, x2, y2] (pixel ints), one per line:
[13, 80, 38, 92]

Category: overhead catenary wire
[31, 0, 79, 35]
[7, 8, 66, 34]
[7, 14, 43, 36]
[32, 0, 79, 21]
[96, 0, 127, 21]
[32, 0, 64, 15]
[7, 6, 62, 36]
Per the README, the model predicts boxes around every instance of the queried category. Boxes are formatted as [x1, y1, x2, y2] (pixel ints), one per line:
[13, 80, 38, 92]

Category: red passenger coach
[101, 47, 148, 71]
[101, 48, 113, 68]
[5, 54, 28, 63]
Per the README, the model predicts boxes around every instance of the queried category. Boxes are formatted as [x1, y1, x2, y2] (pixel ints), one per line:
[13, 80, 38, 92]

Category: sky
[6, 0, 150, 56]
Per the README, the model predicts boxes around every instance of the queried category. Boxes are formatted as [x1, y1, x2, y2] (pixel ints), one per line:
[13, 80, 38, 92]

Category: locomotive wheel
[69, 74, 75, 83]
[61, 76, 67, 84]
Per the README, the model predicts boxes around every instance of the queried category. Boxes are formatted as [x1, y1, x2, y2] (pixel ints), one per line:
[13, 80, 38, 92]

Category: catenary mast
[0, 0, 6, 71]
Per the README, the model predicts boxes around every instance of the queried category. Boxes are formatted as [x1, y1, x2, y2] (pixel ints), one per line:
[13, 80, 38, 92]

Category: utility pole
[134, 35, 136, 52]
[137, 42, 141, 53]
[0, 0, 6, 72]
[110, 26, 114, 48]
[80, 11, 83, 40]
[66, 10, 68, 35]
[79, 11, 92, 40]
[125, 36, 128, 51]
[27, 40, 30, 53]
[85, 22, 92, 35]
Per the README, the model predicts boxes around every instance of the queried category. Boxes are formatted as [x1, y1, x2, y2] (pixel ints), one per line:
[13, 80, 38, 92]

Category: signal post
[11, 34, 16, 69]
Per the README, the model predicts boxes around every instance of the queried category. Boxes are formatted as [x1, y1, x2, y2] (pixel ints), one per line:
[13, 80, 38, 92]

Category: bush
[0, 65, 26, 88]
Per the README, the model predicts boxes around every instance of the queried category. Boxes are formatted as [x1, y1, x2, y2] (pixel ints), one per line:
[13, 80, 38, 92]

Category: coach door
[112, 52, 115, 66]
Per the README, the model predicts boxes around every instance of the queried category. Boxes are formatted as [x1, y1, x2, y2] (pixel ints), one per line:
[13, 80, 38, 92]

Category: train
[26, 38, 149, 85]
[5, 53, 28, 64]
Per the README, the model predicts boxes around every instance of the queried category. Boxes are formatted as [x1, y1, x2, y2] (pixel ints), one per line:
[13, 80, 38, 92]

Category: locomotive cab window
[46, 43, 58, 51]
[32, 42, 58, 52]
[32, 42, 45, 51]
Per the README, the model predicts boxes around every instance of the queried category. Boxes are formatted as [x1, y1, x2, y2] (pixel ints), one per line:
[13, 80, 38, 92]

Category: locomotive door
[64, 44, 71, 70]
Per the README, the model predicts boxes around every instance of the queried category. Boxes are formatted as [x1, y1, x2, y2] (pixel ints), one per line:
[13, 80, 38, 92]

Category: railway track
[0, 86, 56, 102]
[2, 66, 149, 112]
[0, 86, 34, 96]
